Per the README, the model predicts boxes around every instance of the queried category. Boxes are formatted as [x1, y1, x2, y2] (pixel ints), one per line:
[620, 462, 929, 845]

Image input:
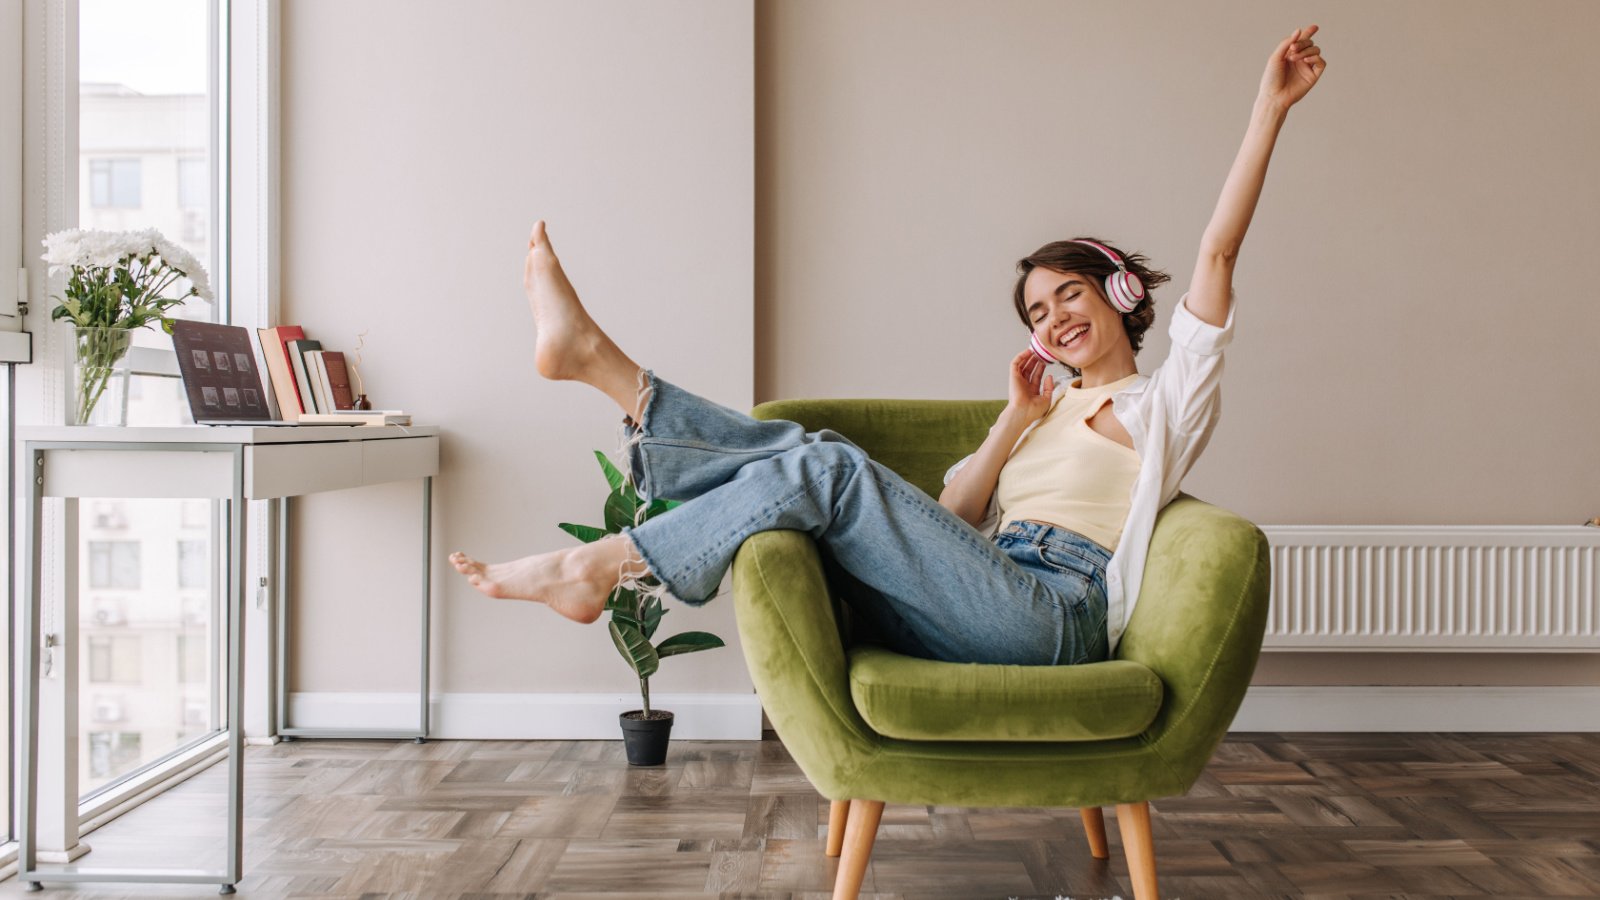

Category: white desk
[16, 424, 439, 894]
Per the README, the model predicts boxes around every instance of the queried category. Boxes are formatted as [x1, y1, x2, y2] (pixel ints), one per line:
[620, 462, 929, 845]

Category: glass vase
[72, 326, 133, 426]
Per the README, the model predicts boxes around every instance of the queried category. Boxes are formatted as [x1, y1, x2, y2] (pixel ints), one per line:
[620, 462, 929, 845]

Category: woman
[451, 25, 1325, 665]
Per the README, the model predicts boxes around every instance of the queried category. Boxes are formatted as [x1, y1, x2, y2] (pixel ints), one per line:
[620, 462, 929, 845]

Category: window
[88, 635, 142, 684]
[177, 539, 208, 589]
[0, 0, 263, 822]
[176, 634, 207, 684]
[88, 157, 142, 208]
[91, 500, 128, 530]
[89, 540, 141, 589]
[180, 499, 209, 528]
[88, 732, 143, 782]
[176, 156, 206, 209]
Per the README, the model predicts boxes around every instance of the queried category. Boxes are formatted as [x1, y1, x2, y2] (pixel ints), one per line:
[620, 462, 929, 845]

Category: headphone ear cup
[1106, 271, 1146, 314]
[1028, 331, 1057, 364]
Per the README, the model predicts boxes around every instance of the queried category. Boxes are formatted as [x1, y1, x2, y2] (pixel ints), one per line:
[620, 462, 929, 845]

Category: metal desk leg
[274, 496, 289, 741]
[418, 475, 432, 743]
[223, 446, 245, 893]
[20, 445, 43, 890]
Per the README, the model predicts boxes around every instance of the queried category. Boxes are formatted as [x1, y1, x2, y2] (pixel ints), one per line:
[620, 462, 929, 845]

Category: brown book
[255, 325, 306, 419]
[321, 351, 356, 410]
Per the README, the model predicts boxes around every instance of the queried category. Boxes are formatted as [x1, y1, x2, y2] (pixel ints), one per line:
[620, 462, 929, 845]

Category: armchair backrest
[751, 398, 1005, 499]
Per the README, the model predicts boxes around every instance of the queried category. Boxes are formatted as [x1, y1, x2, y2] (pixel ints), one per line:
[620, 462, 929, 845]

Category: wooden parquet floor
[4, 731, 1599, 899]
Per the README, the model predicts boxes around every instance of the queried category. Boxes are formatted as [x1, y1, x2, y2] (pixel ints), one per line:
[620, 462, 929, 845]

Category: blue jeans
[617, 370, 1111, 667]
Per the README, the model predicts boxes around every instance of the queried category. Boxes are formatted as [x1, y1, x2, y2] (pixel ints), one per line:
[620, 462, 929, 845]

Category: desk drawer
[363, 435, 439, 485]
[247, 442, 361, 499]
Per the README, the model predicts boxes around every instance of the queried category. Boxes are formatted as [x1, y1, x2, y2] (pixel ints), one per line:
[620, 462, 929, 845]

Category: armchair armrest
[731, 529, 882, 798]
[1116, 494, 1273, 780]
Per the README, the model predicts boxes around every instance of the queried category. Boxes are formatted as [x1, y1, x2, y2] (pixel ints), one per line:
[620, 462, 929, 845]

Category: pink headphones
[1028, 239, 1146, 364]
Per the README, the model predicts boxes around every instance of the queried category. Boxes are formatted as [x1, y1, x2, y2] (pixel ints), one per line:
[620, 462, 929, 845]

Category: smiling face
[1021, 267, 1134, 374]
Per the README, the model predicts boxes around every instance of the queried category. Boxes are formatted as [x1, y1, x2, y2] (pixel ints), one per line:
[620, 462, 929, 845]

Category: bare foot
[523, 220, 613, 382]
[522, 220, 652, 421]
[448, 535, 640, 624]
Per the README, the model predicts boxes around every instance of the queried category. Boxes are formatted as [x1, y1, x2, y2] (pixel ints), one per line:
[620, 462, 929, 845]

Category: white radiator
[1258, 526, 1600, 650]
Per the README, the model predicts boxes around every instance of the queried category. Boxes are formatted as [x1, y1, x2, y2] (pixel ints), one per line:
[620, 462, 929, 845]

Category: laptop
[171, 320, 355, 426]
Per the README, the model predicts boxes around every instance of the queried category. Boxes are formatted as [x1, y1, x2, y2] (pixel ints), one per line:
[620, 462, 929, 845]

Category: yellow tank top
[995, 372, 1142, 552]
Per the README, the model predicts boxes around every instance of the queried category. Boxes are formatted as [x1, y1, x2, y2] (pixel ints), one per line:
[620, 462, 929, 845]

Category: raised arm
[1189, 24, 1326, 327]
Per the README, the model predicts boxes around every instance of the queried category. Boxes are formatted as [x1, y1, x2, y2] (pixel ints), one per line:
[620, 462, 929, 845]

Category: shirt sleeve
[943, 453, 973, 486]
[1148, 288, 1236, 434]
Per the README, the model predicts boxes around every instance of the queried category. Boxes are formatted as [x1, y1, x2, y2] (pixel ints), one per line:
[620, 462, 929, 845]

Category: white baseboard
[1230, 685, 1600, 732]
[286, 691, 763, 740]
[289, 686, 1598, 740]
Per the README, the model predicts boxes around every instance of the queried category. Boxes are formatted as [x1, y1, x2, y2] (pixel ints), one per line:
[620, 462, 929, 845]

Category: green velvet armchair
[733, 398, 1272, 900]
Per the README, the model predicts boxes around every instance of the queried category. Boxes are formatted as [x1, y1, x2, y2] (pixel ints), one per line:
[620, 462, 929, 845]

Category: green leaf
[593, 450, 626, 493]
[605, 587, 638, 612]
[655, 631, 726, 658]
[557, 522, 608, 544]
[609, 620, 659, 678]
[606, 587, 640, 631]
[603, 487, 639, 533]
[644, 498, 681, 520]
[640, 594, 664, 640]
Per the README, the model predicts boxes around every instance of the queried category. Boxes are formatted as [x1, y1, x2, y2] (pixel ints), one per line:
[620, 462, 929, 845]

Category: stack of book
[256, 326, 411, 426]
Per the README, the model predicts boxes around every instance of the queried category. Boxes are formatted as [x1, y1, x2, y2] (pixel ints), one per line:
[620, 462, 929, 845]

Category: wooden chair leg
[1115, 801, 1160, 900]
[832, 799, 884, 900]
[1079, 806, 1109, 859]
[825, 799, 850, 857]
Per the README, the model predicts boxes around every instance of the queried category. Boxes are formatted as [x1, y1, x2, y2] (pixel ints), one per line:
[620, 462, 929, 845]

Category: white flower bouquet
[41, 228, 213, 423]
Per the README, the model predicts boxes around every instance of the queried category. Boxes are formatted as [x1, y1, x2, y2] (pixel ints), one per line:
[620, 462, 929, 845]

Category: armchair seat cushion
[847, 645, 1165, 742]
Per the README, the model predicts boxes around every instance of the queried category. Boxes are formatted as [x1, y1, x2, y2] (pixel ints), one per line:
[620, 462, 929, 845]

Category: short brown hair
[1012, 237, 1171, 377]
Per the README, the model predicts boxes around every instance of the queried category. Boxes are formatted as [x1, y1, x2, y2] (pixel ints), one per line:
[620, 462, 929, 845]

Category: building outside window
[88, 540, 141, 589]
[87, 157, 141, 208]
[177, 539, 208, 590]
[87, 635, 142, 685]
[87, 732, 143, 781]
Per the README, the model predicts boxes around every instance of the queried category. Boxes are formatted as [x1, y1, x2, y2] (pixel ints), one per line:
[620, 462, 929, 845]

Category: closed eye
[1031, 292, 1081, 324]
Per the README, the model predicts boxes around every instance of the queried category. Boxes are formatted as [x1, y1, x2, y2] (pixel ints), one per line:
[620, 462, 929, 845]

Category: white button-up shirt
[943, 289, 1236, 655]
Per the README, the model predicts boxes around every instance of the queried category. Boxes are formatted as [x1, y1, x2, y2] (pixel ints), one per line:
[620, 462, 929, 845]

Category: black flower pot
[619, 710, 674, 766]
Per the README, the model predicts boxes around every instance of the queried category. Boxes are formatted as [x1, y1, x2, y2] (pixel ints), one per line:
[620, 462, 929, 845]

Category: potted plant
[41, 228, 212, 425]
[559, 451, 725, 766]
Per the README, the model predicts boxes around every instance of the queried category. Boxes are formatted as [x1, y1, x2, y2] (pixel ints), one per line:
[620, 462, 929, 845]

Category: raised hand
[1006, 348, 1056, 425]
[1260, 24, 1326, 110]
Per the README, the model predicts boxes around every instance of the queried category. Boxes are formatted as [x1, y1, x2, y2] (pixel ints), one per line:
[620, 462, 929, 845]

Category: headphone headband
[1069, 239, 1123, 266]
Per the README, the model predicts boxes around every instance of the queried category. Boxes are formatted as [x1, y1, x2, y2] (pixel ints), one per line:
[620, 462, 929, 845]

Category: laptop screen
[171, 320, 276, 422]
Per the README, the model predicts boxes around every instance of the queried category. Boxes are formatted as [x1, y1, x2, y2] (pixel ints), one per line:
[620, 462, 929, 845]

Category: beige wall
[755, 1, 1600, 685]
[281, 0, 755, 695]
[279, 0, 1599, 700]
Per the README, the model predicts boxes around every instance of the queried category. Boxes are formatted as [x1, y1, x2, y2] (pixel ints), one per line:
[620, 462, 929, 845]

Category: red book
[256, 325, 307, 418]
[321, 351, 356, 410]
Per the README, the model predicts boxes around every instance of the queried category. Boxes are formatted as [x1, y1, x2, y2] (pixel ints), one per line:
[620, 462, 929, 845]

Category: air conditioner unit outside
[92, 606, 127, 626]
